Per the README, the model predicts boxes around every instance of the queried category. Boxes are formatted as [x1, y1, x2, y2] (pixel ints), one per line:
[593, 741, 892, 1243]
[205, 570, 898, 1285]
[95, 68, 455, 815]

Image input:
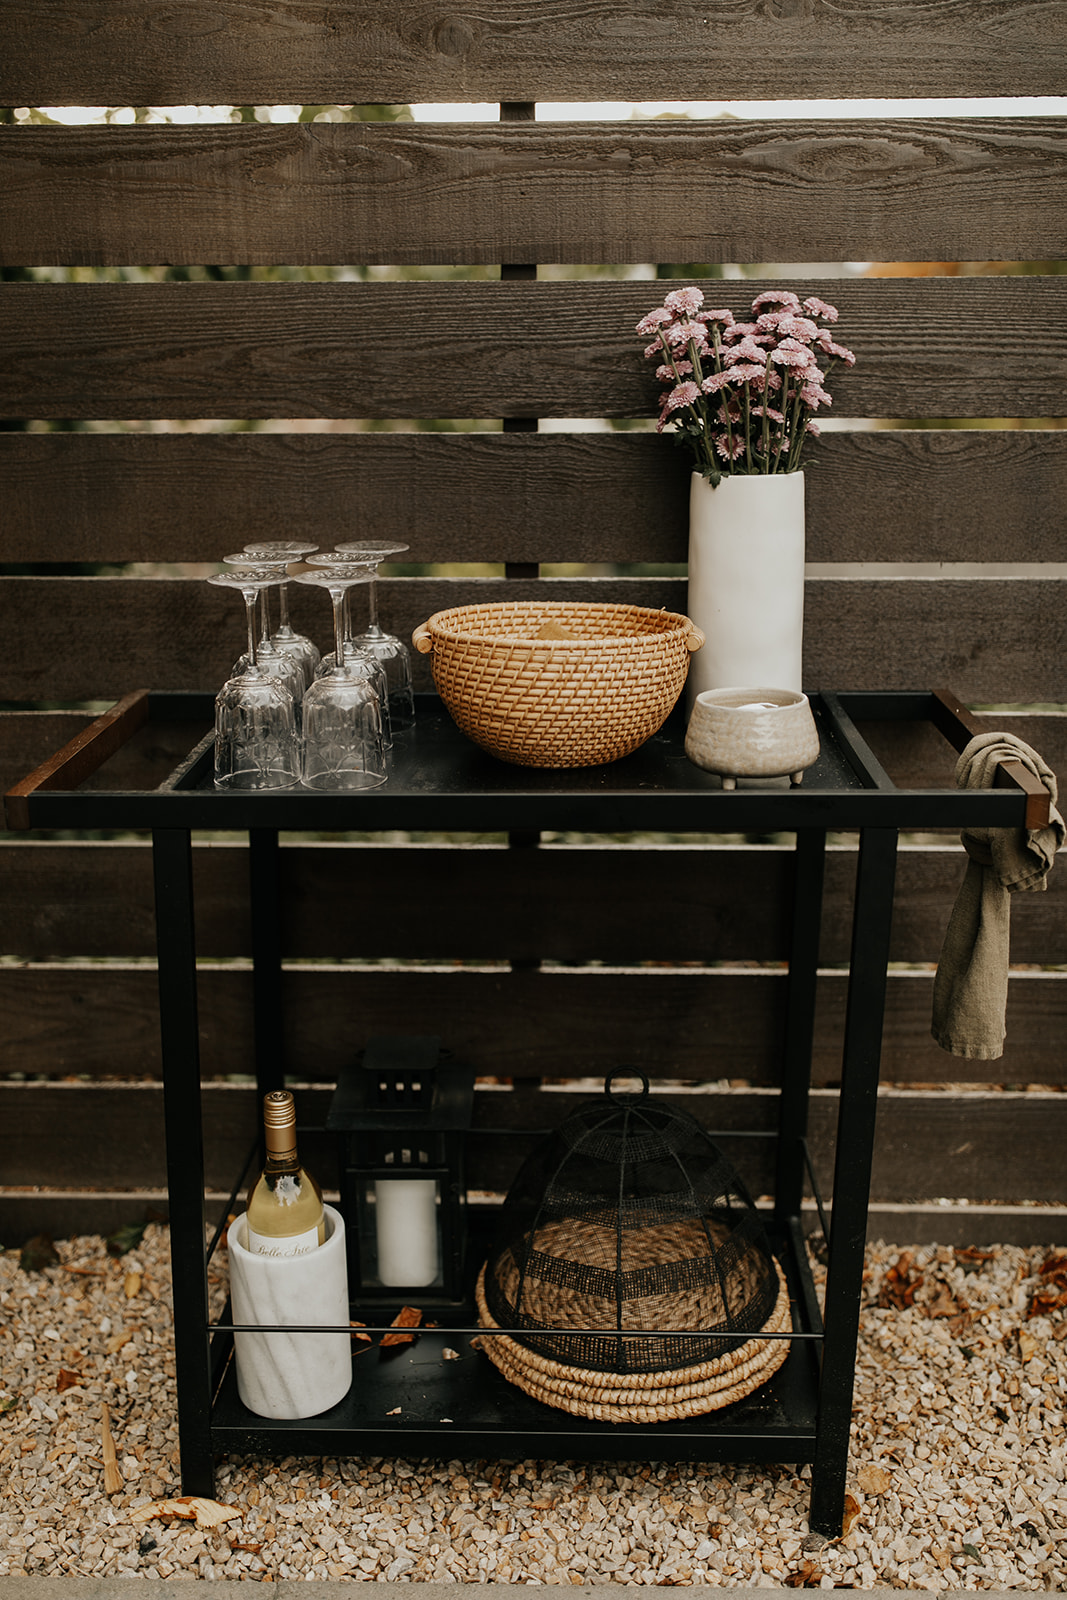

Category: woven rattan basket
[412, 600, 704, 767]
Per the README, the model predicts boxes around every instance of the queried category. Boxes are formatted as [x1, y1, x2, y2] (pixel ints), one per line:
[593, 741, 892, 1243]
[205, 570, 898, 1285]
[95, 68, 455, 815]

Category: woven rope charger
[475, 1261, 792, 1423]
[412, 600, 704, 767]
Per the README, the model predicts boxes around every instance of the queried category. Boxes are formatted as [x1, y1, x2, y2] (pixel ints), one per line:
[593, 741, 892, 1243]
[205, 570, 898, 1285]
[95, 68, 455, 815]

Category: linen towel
[931, 732, 1064, 1060]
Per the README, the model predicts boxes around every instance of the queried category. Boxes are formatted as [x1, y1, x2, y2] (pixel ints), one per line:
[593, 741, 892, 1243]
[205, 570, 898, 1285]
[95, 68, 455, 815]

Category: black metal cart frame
[6, 687, 1047, 1539]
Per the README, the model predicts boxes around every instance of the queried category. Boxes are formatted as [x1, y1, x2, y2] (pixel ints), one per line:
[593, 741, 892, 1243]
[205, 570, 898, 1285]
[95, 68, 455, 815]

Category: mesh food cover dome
[475, 1075, 791, 1421]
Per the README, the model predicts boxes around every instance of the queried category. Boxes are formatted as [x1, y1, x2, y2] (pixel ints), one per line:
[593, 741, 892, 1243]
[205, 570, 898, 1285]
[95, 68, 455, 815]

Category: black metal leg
[809, 826, 897, 1539]
[774, 828, 827, 1228]
[152, 828, 216, 1497]
[249, 828, 285, 1098]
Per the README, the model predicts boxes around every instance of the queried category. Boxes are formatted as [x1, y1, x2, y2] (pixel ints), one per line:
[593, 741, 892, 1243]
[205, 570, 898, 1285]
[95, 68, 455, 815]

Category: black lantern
[326, 1035, 475, 1303]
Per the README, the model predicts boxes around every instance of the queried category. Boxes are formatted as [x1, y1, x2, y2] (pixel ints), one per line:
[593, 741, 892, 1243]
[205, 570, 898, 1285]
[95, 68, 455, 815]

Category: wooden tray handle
[4, 690, 151, 830]
[931, 687, 1051, 830]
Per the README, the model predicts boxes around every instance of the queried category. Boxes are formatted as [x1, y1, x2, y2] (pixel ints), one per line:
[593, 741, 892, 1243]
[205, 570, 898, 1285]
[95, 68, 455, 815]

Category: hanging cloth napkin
[931, 732, 1064, 1060]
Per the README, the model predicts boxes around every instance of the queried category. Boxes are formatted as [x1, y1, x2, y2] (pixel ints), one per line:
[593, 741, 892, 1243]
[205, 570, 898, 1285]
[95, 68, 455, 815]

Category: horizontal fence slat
[5, 119, 1067, 267]
[2, 962, 1065, 1087]
[4, 1080, 1064, 1206]
[4, 0, 1066, 105]
[4, 834, 1067, 965]
[3, 278, 1067, 420]
[5, 429, 1067, 567]
[3, 1190, 1062, 1249]
[2, 574, 1065, 703]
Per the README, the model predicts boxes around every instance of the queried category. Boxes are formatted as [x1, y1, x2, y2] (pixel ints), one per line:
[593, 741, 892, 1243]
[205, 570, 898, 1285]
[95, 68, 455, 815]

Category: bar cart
[6, 687, 1048, 1539]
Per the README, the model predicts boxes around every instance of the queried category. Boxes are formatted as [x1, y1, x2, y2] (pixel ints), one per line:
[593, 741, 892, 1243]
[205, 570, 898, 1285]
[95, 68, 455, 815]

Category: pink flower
[806, 420, 822, 437]
[658, 361, 692, 382]
[770, 339, 817, 369]
[800, 383, 833, 408]
[724, 361, 771, 386]
[750, 406, 786, 423]
[700, 370, 734, 395]
[803, 296, 839, 323]
[714, 433, 747, 461]
[751, 290, 801, 312]
[635, 307, 671, 335]
[697, 308, 736, 328]
[721, 320, 760, 342]
[665, 381, 701, 412]
[757, 311, 819, 343]
[723, 336, 768, 365]
[824, 338, 856, 366]
[665, 318, 708, 347]
[663, 286, 705, 316]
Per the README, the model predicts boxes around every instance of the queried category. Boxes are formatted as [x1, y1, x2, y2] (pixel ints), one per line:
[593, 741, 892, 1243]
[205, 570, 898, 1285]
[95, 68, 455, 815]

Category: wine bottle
[245, 1090, 326, 1256]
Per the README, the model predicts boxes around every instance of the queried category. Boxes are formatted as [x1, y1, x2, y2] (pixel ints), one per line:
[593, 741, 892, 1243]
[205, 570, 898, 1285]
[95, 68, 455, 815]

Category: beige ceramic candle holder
[684, 687, 820, 789]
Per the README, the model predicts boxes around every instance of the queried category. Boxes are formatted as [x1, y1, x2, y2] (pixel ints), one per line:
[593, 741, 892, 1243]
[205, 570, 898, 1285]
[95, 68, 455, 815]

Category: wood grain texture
[4, 837, 1067, 965]
[4, 1079, 1065, 1205]
[5, 428, 1067, 566]
[3, 573, 1065, 702]
[3, 278, 1067, 420]
[5, 119, 1066, 266]
[2, 961, 1065, 1087]
[3, 1187, 1061, 1249]
[3, 0, 1065, 105]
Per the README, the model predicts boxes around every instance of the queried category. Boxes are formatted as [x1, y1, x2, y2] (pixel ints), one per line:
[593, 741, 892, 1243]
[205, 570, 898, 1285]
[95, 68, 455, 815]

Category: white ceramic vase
[686, 470, 806, 709]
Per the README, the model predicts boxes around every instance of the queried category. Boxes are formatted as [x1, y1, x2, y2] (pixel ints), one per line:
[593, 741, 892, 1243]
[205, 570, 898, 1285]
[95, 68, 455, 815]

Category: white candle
[374, 1178, 440, 1287]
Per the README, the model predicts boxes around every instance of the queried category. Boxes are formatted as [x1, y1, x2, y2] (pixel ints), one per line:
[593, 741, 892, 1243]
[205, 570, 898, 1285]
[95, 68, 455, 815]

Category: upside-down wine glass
[293, 566, 387, 791]
[207, 569, 301, 790]
[305, 551, 393, 750]
[334, 540, 416, 729]
[222, 554, 307, 718]
[241, 540, 322, 688]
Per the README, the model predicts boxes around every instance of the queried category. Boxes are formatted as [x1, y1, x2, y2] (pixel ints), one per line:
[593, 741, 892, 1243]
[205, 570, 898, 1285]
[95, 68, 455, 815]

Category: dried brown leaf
[130, 1496, 242, 1529]
[926, 1286, 961, 1319]
[380, 1305, 423, 1348]
[101, 1402, 123, 1494]
[855, 1464, 891, 1496]
[840, 1493, 862, 1536]
[56, 1368, 83, 1393]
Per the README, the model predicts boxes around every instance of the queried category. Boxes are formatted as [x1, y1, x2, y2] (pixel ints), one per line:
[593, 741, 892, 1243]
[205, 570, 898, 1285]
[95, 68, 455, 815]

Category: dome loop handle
[604, 1069, 650, 1105]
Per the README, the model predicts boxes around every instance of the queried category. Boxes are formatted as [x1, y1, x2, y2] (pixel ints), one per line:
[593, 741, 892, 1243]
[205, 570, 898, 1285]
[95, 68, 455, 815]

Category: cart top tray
[5, 686, 1050, 834]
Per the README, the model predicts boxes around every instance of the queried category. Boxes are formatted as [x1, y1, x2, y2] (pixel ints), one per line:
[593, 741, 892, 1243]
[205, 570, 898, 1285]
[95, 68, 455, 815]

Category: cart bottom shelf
[208, 1224, 822, 1467]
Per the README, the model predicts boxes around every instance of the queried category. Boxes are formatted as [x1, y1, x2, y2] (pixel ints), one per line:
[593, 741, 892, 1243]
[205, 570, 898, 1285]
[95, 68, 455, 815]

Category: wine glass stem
[278, 584, 292, 630]
[244, 593, 259, 667]
[259, 589, 271, 646]
[332, 590, 347, 670]
[366, 574, 381, 634]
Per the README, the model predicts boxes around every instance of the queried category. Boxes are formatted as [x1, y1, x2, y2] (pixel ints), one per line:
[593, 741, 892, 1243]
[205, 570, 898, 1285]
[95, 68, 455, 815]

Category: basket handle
[412, 622, 434, 655]
[684, 622, 706, 653]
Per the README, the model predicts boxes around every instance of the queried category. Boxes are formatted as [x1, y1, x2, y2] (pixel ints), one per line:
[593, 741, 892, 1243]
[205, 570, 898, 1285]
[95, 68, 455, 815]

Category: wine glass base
[301, 768, 388, 791]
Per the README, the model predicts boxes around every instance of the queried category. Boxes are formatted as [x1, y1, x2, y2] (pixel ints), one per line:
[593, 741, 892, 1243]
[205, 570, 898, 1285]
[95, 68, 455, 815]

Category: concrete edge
[0, 1582, 1031, 1598]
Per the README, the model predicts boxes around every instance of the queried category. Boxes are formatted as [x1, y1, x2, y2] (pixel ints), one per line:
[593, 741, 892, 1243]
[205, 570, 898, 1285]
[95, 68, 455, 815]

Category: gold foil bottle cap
[263, 1090, 297, 1157]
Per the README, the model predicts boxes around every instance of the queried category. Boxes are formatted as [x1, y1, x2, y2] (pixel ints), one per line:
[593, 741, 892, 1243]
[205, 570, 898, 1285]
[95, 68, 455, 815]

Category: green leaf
[0, 1396, 18, 1414]
[962, 1544, 982, 1560]
[106, 1220, 148, 1258]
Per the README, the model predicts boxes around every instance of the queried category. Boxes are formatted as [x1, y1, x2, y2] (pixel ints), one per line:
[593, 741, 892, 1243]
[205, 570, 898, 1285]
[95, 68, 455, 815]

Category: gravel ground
[0, 1226, 1064, 1588]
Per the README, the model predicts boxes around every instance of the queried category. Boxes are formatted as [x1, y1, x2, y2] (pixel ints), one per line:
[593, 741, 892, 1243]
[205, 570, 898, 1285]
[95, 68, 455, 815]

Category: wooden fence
[2, 0, 1066, 1245]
